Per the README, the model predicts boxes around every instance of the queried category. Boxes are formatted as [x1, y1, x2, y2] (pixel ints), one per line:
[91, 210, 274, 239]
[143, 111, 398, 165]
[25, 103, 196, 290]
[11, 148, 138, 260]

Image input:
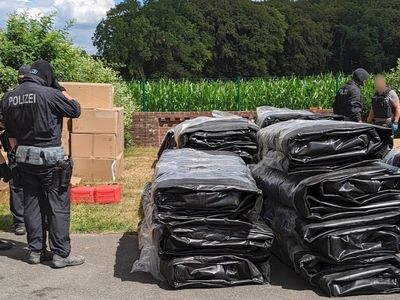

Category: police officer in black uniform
[5, 65, 31, 235]
[1, 59, 84, 268]
[367, 74, 400, 134]
[334, 68, 370, 122]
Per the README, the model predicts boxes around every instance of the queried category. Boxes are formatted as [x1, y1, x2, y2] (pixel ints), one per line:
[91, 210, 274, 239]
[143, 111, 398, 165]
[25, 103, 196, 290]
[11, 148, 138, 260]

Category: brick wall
[131, 111, 257, 146]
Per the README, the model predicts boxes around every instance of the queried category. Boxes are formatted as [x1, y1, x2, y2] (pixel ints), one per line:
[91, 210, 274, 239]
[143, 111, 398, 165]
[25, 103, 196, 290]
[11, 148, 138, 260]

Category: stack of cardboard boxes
[62, 82, 124, 181]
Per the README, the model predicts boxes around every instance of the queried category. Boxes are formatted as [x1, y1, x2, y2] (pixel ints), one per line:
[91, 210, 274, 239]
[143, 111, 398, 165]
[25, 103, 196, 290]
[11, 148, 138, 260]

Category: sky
[0, 0, 127, 53]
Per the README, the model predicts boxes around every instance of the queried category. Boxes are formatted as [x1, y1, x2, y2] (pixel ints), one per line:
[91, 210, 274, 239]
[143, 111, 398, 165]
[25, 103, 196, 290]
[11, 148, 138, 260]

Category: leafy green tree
[0, 13, 136, 144]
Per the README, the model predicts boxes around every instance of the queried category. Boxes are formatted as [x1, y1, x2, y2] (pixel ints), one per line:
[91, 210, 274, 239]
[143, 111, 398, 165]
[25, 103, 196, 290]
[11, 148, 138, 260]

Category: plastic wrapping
[133, 149, 273, 288]
[158, 218, 273, 261]
[266, 205, 400, 297]
[255, 106, 344, 128]
[383, 148, 400, 167]
[160, 255, 270, 289]
[258, 120, 392, 172]
[158, 116, 259, 163]
[131, 183, 165, 281]
[153, 149, 263, 222]
[252, 161, 400, 220]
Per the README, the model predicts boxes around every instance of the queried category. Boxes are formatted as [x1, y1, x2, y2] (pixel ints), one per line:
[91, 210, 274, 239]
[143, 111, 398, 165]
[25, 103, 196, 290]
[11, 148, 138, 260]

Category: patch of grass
[0, 147, 158, 233]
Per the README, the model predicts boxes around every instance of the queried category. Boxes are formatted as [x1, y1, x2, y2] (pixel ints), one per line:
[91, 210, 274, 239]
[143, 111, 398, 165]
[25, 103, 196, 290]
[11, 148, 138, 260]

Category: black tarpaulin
[255, 106, 344, 129]
[133, 149, 273, 288]
[160, 255, 270, 289]
[257, 120, 392, 173]
[153, 149, 263, 222]
[383, 148, 400, 167]
[252, 161, 400, 221]
[266, 205, 400, 297]
[158, 116, 259, 163]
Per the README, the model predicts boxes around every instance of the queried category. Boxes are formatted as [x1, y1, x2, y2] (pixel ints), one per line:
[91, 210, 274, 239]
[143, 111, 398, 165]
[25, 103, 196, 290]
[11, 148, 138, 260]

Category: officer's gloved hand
[0, 163, 12, 183]
[392, 122, 399, 135]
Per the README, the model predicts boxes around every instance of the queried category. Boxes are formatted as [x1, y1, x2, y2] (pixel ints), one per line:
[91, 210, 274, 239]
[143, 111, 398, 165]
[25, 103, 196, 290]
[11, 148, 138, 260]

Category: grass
[0, 147, 158, 234]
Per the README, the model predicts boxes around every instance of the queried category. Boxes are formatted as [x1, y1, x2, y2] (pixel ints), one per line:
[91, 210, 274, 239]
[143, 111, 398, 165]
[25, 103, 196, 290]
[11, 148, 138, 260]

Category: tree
[0, 13, 136, 144]
[195, 0, 287, 78]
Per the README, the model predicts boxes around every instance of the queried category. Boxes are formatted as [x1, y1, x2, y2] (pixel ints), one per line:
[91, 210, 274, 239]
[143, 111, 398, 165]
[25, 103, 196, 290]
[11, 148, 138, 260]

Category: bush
[0, 13, 137, 145]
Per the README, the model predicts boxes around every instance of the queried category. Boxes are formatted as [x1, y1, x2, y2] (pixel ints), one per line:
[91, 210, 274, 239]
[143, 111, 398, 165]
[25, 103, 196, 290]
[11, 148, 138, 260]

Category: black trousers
[18, 163, 71, 257]
[9, 181, 24, 227]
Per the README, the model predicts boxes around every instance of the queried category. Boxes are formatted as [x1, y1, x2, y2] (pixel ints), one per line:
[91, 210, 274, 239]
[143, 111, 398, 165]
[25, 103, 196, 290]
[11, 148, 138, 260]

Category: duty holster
[8, 151, 22, 188]
[54, 159, 73, 190]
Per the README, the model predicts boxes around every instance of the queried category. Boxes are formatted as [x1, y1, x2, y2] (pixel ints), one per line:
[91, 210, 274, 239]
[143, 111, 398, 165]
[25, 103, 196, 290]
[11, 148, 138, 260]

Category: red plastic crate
[70, 186, 95, 204]
[94, 185, 122, 204]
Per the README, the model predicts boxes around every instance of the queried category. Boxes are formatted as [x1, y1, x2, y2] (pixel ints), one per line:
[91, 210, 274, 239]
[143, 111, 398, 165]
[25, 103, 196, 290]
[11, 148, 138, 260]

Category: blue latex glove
[392, 122, 398, 135]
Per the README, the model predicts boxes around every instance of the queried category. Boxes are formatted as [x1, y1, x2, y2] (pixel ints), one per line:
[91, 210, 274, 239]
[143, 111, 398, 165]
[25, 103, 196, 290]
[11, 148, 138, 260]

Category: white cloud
[54, 0, 114, 24]
[0, 0, 116, 53]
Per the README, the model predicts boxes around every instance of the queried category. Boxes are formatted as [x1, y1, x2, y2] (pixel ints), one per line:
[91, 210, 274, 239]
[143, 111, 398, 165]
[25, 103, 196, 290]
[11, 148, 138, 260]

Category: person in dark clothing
[367, 74, 400, 134]
[333, 68, 370, 122]
[5, 65, 32, 235]
[1, 59, 84, 268]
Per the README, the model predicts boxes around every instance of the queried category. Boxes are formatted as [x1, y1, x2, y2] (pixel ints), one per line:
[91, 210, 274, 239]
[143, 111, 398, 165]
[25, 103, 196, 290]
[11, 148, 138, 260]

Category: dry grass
[0, 147, 158, 233]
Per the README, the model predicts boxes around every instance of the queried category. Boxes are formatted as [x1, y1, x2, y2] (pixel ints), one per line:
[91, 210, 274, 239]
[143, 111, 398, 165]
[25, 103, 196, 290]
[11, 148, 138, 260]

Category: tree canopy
[94, 0, 400, 79]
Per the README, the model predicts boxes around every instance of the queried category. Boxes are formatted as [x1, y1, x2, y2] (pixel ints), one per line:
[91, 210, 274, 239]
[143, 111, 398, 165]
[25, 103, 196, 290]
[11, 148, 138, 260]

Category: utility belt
[10, 146, 72, 190]
[15, 146, 64, 166]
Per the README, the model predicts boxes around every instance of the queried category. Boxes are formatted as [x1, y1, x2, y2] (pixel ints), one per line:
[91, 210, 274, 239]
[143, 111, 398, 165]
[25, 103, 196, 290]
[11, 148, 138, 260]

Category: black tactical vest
[372, 88, 393, 119]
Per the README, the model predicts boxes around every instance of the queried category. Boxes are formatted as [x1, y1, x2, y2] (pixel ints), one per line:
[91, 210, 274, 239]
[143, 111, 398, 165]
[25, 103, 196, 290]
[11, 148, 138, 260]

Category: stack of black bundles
[133, 149, 274, 289]
[158, 116, 259, 164]
[255, 106, 344, 129]
[252, 119, 400, 297]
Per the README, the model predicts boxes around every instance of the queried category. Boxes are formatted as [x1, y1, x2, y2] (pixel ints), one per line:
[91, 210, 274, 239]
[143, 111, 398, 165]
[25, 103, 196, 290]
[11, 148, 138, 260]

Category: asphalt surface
[0, 232, 398, 300]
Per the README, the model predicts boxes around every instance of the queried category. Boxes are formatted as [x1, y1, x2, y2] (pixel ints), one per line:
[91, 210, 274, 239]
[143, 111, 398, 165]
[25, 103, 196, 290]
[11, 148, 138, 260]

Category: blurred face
[374, 77, 387, 94]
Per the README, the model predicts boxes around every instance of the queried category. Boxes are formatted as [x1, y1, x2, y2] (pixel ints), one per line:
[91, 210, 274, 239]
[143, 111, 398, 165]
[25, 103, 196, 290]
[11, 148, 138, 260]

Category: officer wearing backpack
[1, 60, 84, 268]
[367, 74, 400, 134]
[333, 68, 370, 122]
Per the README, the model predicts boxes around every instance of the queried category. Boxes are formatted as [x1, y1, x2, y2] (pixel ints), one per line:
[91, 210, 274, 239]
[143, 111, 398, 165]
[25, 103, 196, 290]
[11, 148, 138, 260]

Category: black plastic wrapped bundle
[266, 204, 400, 297]
[252, 161, 400, 221]
[160, 255, 271, 289]
[158, 218, 273, 261]
[255, 106, 344, 129]
[153, 149, 263, 222]
[133, 149, 273, 288]
[383, 148, 400, 167]
[258, 120, 392, 173]
[158, 116, 259, 163]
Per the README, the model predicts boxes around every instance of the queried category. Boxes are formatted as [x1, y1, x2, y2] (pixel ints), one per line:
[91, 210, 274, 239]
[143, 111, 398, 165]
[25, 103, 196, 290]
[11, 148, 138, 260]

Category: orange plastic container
[94, 185, 122, 204]
[70, 186, 95, 204]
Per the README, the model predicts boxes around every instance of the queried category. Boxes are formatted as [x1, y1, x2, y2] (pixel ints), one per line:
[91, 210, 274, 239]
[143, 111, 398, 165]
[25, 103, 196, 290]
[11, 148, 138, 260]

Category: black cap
[352, 68, 369, 86]
[29, 59, 56, 87]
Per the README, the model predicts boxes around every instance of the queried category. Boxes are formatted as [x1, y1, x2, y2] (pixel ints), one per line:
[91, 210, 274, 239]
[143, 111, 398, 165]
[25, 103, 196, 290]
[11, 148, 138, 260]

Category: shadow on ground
[113, 232, 322, 294]
[113, 233, 171, 289]
[0, 237, 29, 263]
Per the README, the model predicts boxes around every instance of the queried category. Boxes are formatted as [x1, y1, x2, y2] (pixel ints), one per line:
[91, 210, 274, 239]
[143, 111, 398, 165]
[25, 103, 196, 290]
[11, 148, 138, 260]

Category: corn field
[129, 74, 375, 112]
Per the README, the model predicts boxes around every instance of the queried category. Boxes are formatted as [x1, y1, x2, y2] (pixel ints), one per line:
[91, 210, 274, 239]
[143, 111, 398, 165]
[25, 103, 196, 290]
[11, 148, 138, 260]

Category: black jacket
[1, 75, 81, 148]
[333, 80, 362, 122]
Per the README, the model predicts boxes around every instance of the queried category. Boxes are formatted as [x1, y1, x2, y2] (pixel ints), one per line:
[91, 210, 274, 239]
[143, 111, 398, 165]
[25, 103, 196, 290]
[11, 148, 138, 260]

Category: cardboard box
[62, 118, 72, 132]
[72, 108, 123, 134]
[61, 82, 114, 109]
[394, 138, 400, 149]
[62, 132, 70, 156]
[71, 133, 123, 159]
[72, 152, 124, 181]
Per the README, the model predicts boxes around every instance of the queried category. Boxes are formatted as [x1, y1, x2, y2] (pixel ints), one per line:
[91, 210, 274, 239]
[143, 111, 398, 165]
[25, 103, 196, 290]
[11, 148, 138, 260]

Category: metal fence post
[236, 76, 241, 111]
[140, 78, 147, 112]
